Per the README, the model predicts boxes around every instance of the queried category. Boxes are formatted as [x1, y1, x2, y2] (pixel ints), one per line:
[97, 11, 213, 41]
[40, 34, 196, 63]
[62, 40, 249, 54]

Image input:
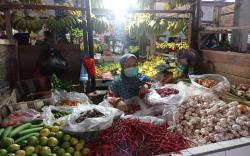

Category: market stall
[0, 0, 250, 156]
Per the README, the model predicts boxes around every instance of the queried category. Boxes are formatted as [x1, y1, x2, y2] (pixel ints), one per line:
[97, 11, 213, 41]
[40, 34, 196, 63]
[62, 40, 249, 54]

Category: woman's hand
[116, 100, 128, 112]
[139, 84, 150, 97]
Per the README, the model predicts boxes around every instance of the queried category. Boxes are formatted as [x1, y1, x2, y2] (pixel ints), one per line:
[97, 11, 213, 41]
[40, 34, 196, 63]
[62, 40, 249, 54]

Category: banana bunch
[11, 13, 42, 32]
[68, 10, 82, 17]
[47, 15, 78, 32]
[156, 42, 189, 50]
[0, 15, 5, 30]
[70, 28, 84, 40]
[169, 0, 188, 8]
[139, 56, 165, 79]
[19, 0, 41, 4]
[92, 16, 109, 34]
[96, 63, 121, 78]
[148, 19, 168, 35]
[127, 21, 140, 40]
[167, 20, 187, 36]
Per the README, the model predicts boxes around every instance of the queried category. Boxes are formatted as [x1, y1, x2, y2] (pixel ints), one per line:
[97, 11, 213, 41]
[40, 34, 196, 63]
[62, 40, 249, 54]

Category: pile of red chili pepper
[88, 119, 191, 156]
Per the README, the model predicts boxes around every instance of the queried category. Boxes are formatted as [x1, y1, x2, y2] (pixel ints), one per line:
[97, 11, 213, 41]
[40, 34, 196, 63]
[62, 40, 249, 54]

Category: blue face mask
[124, 66, 139, 77]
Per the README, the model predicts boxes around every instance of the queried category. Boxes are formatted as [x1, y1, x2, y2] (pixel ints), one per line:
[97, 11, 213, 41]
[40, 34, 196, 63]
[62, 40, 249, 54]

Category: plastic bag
[42, 105, 73, 125]
[52, 90, 90, 106]
[189, 74, 230, 95]
[40, 47, 68, 74]
[145, 81, 187, 106]
[1, 109, 40, 126]
[63, 104, 122, 133]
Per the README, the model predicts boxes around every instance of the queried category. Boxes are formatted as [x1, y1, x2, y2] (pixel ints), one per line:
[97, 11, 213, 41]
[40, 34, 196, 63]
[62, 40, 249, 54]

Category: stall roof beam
[201, 1, 234, 7]
[0, 3, 192, 14]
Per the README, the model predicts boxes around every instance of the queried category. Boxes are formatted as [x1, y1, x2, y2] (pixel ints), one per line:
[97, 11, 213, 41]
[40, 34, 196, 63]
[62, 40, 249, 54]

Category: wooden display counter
[202, 50, 250, 85]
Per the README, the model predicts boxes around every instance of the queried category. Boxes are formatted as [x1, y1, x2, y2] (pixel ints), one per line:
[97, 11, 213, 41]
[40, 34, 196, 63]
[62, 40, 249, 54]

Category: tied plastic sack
[52, 90, 91, 106]
[63, 104, 122, 133]
[145, 81, 187, 106]
[42, 105, 73, 125]
[189, 74, 230, 95]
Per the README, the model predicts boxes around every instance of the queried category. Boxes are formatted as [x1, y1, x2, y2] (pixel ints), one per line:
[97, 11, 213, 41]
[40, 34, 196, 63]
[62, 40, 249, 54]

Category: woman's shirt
[110, 73, 153, 100]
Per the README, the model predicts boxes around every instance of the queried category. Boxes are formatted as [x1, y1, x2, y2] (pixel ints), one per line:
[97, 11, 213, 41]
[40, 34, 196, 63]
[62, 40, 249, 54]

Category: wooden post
[3, 10, 12, 39]
[85, 0, 96, 91]
[191, 0, 201, 51]
[232, 0, 250, 52]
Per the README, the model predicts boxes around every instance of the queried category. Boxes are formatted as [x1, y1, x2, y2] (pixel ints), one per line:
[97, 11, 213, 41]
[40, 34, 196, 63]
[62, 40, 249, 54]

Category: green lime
[82, 148, 90, 156]
[35, 145, 42, 154]
[70, 138, 79, 146]
[15, 150, 26, 156]
[30, 154, 38, 156]
[61, 142, 71, 149]
[0, 149, 7, 156]
[63, 134, 71, 141]
[39, 146, 51, 156]
[6, 153, 15, 156]
[51, 154, 57, 156]
[56, 148, 65, 155]
[75, 143, 83, 151]
[1, 137, 14, 148]
[49, 132, 56, 137]
[62, 153, 71, 156]
[73, 151, 81, 156]
[47, 137, 59, 147]
[39, 136, 48, 146]
[52, 146, 60, 153]
[66, 147, 74, 154]
[50, 126, 60, 133]
[28, 136, 39, 146]
[55, 131, 64, 140]
[40, 128, 50, 137]
[53, 121, 62, 126]
[7, 144, 20, 153]
[25, 146, 35, 156]
[19, 140, 28, 149]
[79, 139, 85, 145]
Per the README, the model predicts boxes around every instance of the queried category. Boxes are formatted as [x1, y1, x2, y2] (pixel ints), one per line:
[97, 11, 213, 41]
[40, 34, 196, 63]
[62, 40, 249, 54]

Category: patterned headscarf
[120, 54, 138, 69]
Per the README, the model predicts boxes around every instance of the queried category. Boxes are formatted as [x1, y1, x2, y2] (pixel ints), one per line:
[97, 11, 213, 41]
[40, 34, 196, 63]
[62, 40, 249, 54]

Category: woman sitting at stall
[106, 54, 155, 111]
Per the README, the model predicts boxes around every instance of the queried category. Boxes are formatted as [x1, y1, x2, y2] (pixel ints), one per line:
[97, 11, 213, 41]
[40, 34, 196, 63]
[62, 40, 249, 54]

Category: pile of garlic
[175, 95, 250, 146]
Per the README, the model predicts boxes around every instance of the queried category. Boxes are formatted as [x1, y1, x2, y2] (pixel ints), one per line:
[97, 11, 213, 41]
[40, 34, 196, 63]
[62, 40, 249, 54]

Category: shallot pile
[175, 95, 250, 146]
[156, 88, 179, 97]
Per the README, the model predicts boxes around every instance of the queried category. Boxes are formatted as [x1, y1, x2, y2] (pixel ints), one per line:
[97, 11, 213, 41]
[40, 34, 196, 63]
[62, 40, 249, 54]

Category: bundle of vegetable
[51, 109, 70, 119]
[88, 119, 191, 156]
[176, 95, 250, 146]
[230, 84, 250, 97]
[195, 79, 218, 88]
[75, 109, 104, 123]
[156, 88, 179, 97]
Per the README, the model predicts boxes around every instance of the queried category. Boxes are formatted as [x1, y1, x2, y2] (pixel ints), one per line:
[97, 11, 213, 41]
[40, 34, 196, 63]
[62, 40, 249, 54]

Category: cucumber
[0, 128, 4, 138]
[1, 126, 13, 140]
[15, 133, 39, 144]
[27, 119, 43, 125]
[9, 123, 32, 138]
[17, 127, 43, 137]
[30, 122, 44, 128]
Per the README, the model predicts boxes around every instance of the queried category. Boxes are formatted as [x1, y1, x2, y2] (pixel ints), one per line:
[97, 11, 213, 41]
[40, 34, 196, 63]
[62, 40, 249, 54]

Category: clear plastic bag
[144, 81, 187, 106]
[189, 74, 230, 96]
[42, 105, 73, 125]
[63, 104, 122, 133]
[52, 90, 90, 106]
[1, 109, 40, 126]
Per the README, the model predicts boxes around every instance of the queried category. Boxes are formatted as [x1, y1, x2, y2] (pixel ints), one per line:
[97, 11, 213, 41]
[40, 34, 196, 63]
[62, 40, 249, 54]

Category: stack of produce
[225, 84, 250, 106]
[176, 95, 250, 146]
[155, 42, 189, 51]
[96, 56, 165, 79]
[156, 87, 179, 97]
[88, 119, 191, 155]
[0, 121, 89, 156]
[195, 79, 218, 88]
